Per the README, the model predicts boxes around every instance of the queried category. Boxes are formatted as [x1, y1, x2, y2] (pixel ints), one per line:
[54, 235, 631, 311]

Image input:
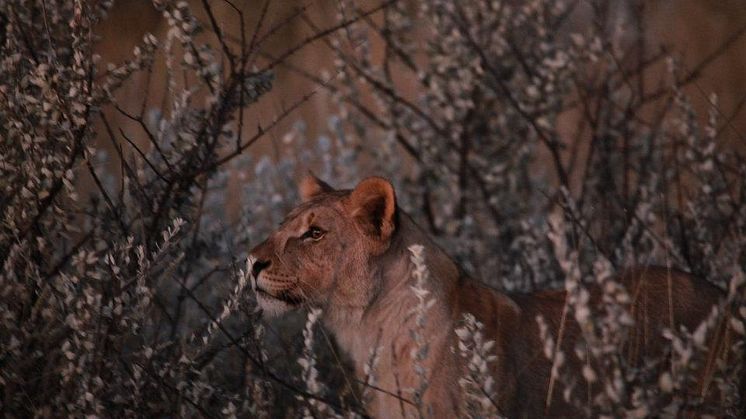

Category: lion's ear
[347, 177, 397, 241]
[299, 173, 334, 201]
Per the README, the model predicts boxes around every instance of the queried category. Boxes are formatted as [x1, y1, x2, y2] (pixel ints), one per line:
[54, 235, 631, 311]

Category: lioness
[249, 176, 731, 417]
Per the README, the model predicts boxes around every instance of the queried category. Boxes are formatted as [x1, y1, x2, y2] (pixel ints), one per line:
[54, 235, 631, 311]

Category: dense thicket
[1, 0, 745, 417]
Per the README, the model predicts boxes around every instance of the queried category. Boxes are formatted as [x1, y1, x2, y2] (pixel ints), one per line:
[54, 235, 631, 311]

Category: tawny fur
[249, 176, 730, 418]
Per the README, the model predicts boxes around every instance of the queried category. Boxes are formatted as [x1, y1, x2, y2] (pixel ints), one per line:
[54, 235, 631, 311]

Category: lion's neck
[322, 213, 462, 415]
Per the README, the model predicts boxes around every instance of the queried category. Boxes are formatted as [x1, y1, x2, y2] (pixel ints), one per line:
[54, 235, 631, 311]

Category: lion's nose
[251, 259, 271, 278]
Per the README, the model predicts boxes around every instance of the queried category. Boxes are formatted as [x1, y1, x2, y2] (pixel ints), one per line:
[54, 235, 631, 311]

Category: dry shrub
[2, 0, 745, 417]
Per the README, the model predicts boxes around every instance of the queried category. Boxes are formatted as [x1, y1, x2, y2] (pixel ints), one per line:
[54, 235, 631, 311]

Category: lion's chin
[256, 292, 294, 318]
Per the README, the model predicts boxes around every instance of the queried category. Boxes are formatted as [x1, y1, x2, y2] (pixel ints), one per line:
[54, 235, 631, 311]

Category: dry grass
[1, 0, 745, 417]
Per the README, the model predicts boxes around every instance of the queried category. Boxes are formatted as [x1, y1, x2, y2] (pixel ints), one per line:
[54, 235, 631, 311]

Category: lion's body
[250, 176, 732, 417]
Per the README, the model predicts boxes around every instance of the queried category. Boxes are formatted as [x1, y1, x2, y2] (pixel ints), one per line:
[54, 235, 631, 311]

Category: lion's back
[469, 266, 725, 417]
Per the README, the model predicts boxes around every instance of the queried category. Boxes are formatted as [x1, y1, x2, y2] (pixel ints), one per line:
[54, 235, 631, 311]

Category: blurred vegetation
[1, 0, 746, 417]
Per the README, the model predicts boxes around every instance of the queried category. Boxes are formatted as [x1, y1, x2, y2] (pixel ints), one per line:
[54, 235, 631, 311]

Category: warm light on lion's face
[249, 199, 359, 317]
[250, 176, 397, 318]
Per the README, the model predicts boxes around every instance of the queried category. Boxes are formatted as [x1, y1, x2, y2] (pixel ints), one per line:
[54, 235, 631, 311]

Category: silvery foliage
[408, 244, 435, 413]
[327, 0, 746, 289]
[0, 0, 360, 417]
[455, 313, 501, 418]
[322, 0, 746, 416]
[2, 0, 746, 417]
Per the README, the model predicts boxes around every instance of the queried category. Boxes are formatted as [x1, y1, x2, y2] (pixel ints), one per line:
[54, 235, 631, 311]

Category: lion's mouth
[255, 286, 304, 306]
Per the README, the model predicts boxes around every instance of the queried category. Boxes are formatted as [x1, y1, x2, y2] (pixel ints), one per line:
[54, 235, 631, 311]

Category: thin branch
[262, 0, 397, 72]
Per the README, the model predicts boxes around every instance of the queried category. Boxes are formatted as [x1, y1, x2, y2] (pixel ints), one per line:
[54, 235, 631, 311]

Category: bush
[1, 0, 744, 417]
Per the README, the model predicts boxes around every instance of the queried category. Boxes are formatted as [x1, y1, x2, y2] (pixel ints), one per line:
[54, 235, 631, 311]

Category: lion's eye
[302, 226, 325, 241]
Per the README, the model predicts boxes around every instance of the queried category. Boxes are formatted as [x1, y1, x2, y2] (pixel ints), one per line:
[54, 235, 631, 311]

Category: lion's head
[248, 176, 398, 316]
